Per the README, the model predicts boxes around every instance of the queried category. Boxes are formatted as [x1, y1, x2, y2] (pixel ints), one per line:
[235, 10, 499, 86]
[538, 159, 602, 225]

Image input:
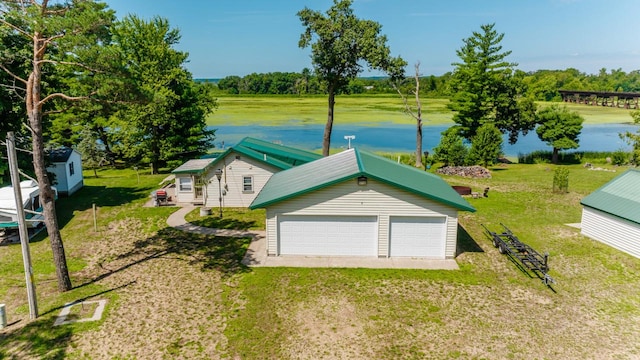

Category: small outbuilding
[47, 147, 83, 196]
[249, 148, 475, 259]
[580, 169, 640, 259]
[172, 137, 322, 207]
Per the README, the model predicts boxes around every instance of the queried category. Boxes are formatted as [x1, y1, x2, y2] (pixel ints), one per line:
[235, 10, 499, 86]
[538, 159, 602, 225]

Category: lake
[209, 122, 638, 156]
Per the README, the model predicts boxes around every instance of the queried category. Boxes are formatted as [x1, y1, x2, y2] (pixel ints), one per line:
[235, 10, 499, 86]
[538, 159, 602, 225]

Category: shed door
[278, 215, 378, 256]
[389, 216, 446, 258]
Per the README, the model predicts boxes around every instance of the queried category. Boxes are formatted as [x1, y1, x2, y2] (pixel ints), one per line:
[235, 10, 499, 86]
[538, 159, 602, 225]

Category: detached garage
[580, 169, 640, 259]
[249, 148, 475, 259]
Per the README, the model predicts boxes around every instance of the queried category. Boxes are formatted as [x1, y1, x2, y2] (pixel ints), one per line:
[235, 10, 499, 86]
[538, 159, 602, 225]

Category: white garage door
[278, 215, 378, 256]
[389, 217, 446, 258]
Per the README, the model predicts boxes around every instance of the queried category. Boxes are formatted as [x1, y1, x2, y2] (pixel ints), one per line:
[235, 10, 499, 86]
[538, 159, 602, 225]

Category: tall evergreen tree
[449, 23, 537, 144]
[0, 0, 116, 292]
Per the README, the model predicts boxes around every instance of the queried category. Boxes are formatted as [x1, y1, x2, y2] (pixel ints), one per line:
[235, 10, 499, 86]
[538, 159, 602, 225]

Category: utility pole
[6, 132, 38, 319]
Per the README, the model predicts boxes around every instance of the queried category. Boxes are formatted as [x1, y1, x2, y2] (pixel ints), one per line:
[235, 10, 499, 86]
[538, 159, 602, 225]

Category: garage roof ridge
[250, 147, 475, 212]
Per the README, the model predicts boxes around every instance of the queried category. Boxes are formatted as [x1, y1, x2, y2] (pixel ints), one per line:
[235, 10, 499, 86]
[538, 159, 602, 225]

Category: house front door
[194, 176, 205, 202]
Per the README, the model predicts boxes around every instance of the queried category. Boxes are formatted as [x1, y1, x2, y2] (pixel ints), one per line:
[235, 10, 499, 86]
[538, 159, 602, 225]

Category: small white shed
[47, 147, 83, 196]
[250, 149, 475, 259]
[580, 169, 640, 259]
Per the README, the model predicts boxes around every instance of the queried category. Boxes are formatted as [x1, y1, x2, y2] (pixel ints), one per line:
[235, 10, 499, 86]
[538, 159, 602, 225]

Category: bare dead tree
[394, 62, 424, 168]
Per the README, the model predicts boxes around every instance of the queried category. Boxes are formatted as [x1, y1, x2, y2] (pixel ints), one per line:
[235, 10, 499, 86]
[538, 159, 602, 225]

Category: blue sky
[105, 0, 640, 79]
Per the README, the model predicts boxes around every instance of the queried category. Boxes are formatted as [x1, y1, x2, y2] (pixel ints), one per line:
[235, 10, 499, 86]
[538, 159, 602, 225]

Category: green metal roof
[581, 169, 640, 224]
[249, 148, 476, 212]
[236, 137, 322, 165]
[172, 137, 321, 174]
[172, 159, 215, 174]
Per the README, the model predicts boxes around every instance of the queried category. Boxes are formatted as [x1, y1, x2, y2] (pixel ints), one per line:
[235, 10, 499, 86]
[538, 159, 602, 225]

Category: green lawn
[1, 163, 639, 359]
[208, 95, 637, 127]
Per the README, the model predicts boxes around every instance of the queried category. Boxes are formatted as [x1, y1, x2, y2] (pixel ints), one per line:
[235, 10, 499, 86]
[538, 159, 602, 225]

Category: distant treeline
[199, 67, 640, 101]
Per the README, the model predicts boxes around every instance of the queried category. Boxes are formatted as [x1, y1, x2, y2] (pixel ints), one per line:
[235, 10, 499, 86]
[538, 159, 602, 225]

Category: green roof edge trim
[354, 148, 365, 172]
[366, 174, 476, 212]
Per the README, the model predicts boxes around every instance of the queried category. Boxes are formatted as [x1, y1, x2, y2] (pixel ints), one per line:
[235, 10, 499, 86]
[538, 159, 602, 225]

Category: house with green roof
[172, 137, 321, 207]
[580, 169, 640, 259]
[249, 148, 475, 259]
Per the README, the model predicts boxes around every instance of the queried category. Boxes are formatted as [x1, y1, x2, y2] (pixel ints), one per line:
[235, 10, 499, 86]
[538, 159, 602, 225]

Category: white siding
[175, 174, 196, 203]
[264, 179, 459, 258]
[581, 207, 640, 259]
[66, 151, 84, 195]
[46, 150, 84, 196]
[204, 152, 280, 208]
[50, 163, 68, 192]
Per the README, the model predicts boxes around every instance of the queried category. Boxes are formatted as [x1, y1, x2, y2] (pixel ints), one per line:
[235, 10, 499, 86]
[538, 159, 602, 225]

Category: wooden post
[93, 203, 97, 232]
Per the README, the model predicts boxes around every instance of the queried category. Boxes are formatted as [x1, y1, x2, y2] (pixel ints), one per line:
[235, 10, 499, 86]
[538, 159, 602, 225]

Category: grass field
[1, 163, 639, 359]
[208, 95, 637, 127]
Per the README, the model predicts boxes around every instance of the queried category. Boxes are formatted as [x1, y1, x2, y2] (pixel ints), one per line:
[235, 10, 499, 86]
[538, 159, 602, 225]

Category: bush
[518, 150, 619, 165]
[553, 167, 569, 193]
[433, 127, 469, 166]
[611, 150, 628, 165]
[468, 123, 503, 167]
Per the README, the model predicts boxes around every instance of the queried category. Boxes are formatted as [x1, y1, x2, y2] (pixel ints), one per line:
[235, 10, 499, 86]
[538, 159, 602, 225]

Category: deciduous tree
[110, 15, 216, 173]
[621, 110, 640, 164]
[298, 0, 406, 156]
[536, 105, 584, 164]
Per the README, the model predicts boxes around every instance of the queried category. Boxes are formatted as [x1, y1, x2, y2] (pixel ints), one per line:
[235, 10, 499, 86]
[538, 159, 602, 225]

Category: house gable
[204, 150, 284, 208]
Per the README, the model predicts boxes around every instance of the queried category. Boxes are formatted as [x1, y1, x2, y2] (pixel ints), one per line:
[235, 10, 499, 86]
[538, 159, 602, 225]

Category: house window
[179, 177, 193, 192]
[243, 176, 253, 193]
[69, 162, 75, 176]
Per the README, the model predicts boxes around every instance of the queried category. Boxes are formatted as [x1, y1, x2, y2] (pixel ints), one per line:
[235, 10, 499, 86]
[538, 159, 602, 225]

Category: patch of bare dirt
[282, 295, 374, 359]
[69, 218, 229, 359]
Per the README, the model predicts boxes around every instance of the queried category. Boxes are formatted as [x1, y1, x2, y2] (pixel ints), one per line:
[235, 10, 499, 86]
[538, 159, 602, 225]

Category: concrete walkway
[166, 206, 459, 270]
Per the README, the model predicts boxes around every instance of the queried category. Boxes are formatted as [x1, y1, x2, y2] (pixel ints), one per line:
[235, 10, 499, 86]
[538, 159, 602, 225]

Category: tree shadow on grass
[133, 227, 253, 276]
[188, 217, 258, 231]
[456, 224, 484, 256]
[76, 227, 252, 289]
[0, 316, 72, 360]
[55, 185, 153, 228]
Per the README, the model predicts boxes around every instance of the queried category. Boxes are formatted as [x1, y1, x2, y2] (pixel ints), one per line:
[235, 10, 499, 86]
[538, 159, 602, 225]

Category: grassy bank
[208, 95, 637, 127]
[1, 163, 639, 358]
